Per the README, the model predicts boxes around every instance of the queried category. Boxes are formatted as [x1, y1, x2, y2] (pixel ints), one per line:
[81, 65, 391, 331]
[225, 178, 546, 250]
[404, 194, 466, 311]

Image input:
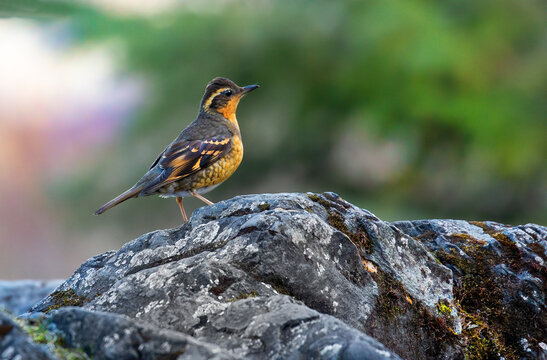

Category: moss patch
[307, 193, 332, 209]
[529, 242, 547, 262]
[371, 270, 412, 321]
[45, 289, 88, 313]
[448, 233, 487, 245]
[15, 317, 90, 360]
[365, 269, 459, 359]
[436, 300, 452, 317]
[308, 193, 373, 256]
[435, 241, 543, 359]
[413, 224, 547, 359]
[258, 203, 271, 212]
[209, 275, 236, 296]
[470, 221, 530, 273]
[226, 291, 259, 302]
[328, 211, 373, 255]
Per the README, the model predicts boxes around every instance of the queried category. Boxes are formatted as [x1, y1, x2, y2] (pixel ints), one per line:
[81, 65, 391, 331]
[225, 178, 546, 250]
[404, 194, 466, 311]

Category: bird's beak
[242, 84, 259, 94]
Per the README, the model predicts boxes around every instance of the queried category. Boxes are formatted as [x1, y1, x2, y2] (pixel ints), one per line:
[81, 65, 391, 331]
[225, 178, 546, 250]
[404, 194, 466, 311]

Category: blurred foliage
[3, 0, 545, 229]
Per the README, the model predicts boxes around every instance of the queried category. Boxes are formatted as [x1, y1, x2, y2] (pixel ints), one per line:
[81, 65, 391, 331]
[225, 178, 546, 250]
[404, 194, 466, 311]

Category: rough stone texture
[48, 301, 398, 360]
[32, 193, 455, 358]
[3, 192, 542, 359]
[0, 311, 56, 360]
[0, 280, 63, 315]
[394, 219, 547, 360]
[49, 307, 236, 360]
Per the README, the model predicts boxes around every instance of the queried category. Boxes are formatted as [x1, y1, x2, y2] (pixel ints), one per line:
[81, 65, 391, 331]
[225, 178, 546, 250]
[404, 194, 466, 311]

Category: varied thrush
[95, 77, 258, 222]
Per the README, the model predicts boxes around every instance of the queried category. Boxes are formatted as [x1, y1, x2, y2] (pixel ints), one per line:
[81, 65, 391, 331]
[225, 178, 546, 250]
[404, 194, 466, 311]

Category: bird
[95, 77, 258, 222]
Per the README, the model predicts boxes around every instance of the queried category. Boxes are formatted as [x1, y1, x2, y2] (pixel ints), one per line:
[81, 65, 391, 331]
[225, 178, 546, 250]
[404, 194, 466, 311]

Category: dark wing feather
[142, 135, 231, 194]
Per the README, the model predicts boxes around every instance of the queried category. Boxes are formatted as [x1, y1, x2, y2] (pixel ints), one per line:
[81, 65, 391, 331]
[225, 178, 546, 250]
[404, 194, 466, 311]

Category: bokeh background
[0, 0, 545, 279]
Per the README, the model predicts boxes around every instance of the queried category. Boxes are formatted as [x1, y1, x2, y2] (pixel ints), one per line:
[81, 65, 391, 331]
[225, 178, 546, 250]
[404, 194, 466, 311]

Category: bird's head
[200, 77, 259, 123]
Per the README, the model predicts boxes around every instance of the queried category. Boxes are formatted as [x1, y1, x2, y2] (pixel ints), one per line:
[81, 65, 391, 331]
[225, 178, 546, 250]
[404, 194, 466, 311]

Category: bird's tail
[94, 187, 142, 215]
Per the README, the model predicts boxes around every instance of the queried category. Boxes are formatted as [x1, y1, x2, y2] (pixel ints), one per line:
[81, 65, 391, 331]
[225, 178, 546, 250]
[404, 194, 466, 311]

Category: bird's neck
[226, 115, 240, 133]
[226, 117, 241, 137]
[198, 110, 241, 136]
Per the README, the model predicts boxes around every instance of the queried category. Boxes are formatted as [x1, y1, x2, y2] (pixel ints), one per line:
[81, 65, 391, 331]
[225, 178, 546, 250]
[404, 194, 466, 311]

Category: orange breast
[182, 134, 243, 190]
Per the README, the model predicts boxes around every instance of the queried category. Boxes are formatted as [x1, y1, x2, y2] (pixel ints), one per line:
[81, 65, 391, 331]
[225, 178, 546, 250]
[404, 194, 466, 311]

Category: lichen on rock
[394, 218, 547, 359]
[1, 192, 544, 359]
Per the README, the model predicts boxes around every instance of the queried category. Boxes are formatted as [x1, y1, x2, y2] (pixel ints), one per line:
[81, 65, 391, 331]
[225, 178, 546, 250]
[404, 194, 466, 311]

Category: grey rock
[25, 193, 545, 359]
[49, 307, 236, 360]
[32, 193, 452, 359]
[187, 294, 399, 359]
[0, 311, 56, 360]
[0, 280, 62, 315]
[49, 300, 399, 360]
[394, 219, 547, 360]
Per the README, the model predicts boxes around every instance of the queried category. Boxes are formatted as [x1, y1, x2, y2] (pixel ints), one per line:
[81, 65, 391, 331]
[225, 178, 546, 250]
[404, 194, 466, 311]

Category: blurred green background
[0, 0, 545, 279]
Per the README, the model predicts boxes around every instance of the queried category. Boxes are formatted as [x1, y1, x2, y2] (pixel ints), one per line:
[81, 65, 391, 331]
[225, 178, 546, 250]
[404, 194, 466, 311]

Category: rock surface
[0, 312, 56, 360]
[394, 219, 547, 360]
[49, 307, 236, 360]
[1, 193, 545, 359]
[0, 280, 62, 315]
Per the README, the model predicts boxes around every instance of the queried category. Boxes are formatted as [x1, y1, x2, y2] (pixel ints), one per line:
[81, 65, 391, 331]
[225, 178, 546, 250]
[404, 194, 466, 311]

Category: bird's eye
[223, 89, 232, 97]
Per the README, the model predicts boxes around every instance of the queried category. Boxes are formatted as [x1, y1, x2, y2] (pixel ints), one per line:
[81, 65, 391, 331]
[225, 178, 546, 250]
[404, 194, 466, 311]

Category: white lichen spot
[193, 299, 229, 318]
[245, 243, 259, 253]
[175, 221, 220, 249]
[142, 300, 163, 314]
[374, 348, 393, 357]
[319, 344, 342, 356]
[317, 262, 325, 275]
[1, 346, 15, 358]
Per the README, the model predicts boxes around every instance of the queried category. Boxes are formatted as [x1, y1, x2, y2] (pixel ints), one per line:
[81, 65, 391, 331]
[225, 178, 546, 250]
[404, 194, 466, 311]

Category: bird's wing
[142, 135, 232, 194]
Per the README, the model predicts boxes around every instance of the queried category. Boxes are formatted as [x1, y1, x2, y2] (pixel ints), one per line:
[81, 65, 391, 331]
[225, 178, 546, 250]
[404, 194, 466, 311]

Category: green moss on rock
[448, 233, 487, 245]
[327, 210, 374, 256]
[15, 317, 90, 360]
[365, 269, 459, 358]
[435, 239, 542, 359]
[258, 203, 270, 211]
[45, 289, 88, 313]
[371, 270, 412, 321]
[308, 193, 374, 256]
[307, 193, 333, 209]
[436, 300, 452, 317]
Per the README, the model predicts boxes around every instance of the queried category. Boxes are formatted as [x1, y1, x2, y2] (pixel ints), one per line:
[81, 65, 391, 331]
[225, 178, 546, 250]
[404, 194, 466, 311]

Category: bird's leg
[190, 191, 214, 205]
[176, 197, 188, 222]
